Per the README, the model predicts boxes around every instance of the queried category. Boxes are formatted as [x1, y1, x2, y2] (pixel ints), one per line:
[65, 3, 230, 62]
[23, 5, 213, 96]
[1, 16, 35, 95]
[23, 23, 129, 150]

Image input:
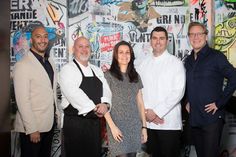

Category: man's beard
[79, 55, 90, 61]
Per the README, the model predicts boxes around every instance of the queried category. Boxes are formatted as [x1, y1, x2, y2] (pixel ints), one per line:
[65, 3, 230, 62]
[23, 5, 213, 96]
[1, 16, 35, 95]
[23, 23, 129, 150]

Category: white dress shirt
[137, 50, 186, 130]
[59, 59, 112, 116]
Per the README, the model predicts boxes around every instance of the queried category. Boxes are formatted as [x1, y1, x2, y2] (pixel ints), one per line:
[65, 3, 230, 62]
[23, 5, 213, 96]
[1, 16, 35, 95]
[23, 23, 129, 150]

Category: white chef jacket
[59, 59, 112, 118]
[137, 50, 186, 130]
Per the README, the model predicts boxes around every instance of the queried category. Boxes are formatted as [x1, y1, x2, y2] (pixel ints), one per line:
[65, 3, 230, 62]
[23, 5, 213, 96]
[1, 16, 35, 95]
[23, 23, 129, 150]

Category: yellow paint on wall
[228, 41, 236, 68]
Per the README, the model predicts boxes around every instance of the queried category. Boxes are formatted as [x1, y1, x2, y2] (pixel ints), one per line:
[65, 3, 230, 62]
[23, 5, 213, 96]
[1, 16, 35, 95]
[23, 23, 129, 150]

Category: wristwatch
[104, 102, 110, 110]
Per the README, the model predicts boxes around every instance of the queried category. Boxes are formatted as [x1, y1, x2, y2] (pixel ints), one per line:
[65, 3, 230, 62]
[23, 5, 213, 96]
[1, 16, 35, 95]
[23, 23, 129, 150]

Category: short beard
[79, 55, 90, 61]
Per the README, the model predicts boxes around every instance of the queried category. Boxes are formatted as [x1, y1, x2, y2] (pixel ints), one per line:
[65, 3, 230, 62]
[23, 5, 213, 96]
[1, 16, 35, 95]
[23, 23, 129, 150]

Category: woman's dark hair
[109, 41, 138, 83]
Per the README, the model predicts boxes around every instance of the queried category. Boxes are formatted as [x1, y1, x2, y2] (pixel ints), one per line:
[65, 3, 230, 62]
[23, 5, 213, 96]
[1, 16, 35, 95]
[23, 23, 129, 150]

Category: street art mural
[215, 0, 236, 67]
[215, 15, 236, 65]
[215, 1, 236, 156]
[189, 0, 214, 45]
[10, 0, 67, 71]
[68, 0, 191, 68]
[117, 0, 160, 32]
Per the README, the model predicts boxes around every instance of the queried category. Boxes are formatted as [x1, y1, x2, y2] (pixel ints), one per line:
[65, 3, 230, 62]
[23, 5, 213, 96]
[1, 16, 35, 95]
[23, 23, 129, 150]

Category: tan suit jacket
[13, 51, 59, 135]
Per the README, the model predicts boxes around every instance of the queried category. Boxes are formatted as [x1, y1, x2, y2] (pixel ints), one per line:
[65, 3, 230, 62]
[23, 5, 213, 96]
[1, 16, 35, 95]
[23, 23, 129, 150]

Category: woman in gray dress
[104, 41, 147, 157]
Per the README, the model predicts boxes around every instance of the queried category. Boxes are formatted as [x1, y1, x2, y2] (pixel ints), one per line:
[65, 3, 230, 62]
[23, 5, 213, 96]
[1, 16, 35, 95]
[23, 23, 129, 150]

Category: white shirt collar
[152, 49, 169, 61]
[74, 58, 91, 68]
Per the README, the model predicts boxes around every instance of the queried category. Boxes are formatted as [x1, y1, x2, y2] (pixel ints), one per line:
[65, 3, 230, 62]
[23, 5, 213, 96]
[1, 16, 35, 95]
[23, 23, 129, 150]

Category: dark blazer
[185, 44, 236, 127]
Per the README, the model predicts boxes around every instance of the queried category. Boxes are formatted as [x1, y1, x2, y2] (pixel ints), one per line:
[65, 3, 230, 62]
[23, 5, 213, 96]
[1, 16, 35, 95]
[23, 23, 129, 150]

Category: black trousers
[63, 115, 101, 157]
[146, 129, 181, 157]
[191, 118, 224, 157]
[19, 127, 54, 157]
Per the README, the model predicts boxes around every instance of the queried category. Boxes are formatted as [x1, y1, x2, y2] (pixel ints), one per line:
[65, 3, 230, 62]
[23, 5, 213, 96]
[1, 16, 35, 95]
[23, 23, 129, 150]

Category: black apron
[63, 59, 103, 157]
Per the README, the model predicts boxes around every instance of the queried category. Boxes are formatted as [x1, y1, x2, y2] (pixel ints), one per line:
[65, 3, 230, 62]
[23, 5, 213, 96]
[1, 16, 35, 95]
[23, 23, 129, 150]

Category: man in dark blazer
[185, 21, 236, 157]
[13, 25, 59, 157]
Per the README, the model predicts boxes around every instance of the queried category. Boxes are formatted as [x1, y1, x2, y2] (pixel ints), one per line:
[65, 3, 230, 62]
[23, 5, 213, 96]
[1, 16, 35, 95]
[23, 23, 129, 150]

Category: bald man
[59, 37, 112, 157]
[13, 25, 59, 157]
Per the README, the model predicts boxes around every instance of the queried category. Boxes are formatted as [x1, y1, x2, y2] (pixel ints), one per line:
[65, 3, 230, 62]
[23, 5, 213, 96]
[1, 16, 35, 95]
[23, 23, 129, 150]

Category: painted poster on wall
[10, 0, 68, 71]
[68, 0, 192, 70]
[215, 0, 236, 67]
[189, 0, 214, 45]
[215, 0, 236, 156]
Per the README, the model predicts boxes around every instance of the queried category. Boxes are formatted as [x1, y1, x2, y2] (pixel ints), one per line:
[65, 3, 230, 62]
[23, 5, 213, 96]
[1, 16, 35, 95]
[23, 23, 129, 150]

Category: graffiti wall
[68, 0, 192, 69]
[215, 0, 236, 156]
[10, 0, 68, 71]
[215, 0, 236, 67]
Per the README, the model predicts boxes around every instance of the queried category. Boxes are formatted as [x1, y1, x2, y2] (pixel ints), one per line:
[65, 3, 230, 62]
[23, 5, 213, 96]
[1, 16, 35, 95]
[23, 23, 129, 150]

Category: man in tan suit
[13, 24, 59, 157]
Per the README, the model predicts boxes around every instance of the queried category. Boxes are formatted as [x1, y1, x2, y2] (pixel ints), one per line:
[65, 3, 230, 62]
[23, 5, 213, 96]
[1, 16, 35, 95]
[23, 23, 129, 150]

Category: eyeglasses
[188, 32, 206, 38]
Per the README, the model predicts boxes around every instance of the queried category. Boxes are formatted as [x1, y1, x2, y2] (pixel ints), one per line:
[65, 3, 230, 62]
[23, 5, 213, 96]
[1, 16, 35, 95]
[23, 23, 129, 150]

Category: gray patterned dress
[105, 71, 143, 157]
